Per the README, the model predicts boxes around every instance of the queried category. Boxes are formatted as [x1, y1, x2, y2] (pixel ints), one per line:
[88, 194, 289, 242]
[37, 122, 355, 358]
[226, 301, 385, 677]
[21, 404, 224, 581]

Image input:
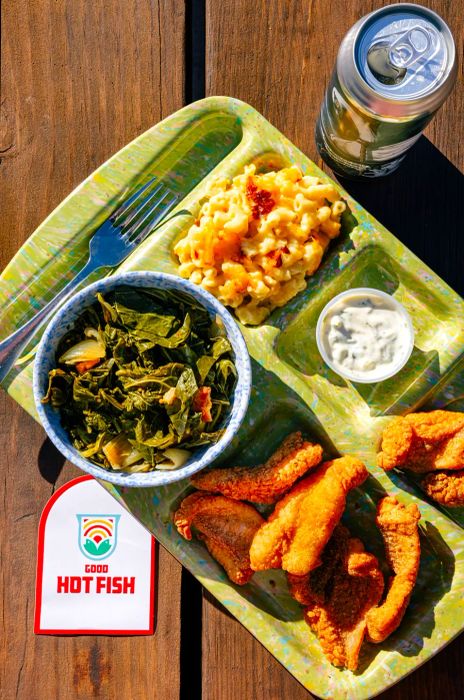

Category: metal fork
[0, 177, 187, 382]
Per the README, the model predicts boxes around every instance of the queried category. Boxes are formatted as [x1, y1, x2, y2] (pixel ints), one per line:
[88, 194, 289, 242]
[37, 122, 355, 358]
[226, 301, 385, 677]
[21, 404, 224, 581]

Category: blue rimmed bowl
[33, 271, 251, 487]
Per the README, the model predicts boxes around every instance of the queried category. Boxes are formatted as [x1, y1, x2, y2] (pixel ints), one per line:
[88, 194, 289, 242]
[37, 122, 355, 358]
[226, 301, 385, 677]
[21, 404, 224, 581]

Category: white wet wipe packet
[35, 475, 155, 635]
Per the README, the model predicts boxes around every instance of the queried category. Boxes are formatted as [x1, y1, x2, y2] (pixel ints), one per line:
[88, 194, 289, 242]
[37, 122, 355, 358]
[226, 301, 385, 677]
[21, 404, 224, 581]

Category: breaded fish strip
[408, 410, 464, 442]
[288, 526, 384, 671]
[173, 492, 264, 585]
[191, 432, 323, 503]
[378, 411, 464, 472]
[422, 470, 464, 507]
[377, 417, 415, 471]
[249, 456, 368, 575]
[366, 496, 421, 643]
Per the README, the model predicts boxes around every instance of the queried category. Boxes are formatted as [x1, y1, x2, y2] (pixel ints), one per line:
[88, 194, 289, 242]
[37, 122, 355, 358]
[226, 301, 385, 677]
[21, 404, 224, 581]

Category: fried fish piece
[173, 492, 264, 585]
[422, 469, 464, 507]
[249, 456, 368, 575]
[288, 525, 384, 671]
[191, 432, 323, 503]
[407, 410, 464, 442]
[287, 524, 349, 606]
[377, 417, 416, 471]
[366, 496, 421, 643]
[378, 411, 464, 473]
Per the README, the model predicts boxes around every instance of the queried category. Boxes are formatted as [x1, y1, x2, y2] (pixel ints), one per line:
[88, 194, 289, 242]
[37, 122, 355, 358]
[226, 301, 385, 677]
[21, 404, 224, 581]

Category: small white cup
[316, 287, 415, 384]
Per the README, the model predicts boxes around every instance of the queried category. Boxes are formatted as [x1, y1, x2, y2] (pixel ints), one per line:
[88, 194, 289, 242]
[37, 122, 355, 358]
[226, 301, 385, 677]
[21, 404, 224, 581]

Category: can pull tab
[367, 25, 436, 86]
[388, 26, 432, 69]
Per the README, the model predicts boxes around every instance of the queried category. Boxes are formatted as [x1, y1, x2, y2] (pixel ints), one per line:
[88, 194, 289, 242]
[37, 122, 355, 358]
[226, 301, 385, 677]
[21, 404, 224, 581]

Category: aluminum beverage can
[315, 3, 457, 178]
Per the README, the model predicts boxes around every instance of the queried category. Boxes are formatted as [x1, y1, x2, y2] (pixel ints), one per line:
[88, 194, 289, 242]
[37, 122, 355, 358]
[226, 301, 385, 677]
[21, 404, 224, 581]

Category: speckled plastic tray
[2, 97, 464, 699]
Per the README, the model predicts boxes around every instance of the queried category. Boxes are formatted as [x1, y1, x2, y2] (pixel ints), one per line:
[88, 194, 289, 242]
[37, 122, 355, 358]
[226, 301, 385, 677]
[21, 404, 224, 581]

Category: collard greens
[43, 286, 238, 472]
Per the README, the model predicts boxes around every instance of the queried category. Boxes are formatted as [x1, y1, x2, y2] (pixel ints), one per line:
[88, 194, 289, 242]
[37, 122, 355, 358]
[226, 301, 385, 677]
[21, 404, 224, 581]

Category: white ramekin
[315, 287, 415, 384]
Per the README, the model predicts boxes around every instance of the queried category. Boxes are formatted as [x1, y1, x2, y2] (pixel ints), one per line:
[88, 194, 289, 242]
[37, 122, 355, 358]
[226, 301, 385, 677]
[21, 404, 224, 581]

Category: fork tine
[123, 190, 173, 238]
[125, 194, 179, 246]
[118, 182, 165, 231]
[111, 176, 158, 221]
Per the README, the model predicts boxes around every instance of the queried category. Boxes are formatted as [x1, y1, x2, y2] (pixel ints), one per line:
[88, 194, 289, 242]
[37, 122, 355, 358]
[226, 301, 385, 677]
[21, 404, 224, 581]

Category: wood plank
[0, 1, 185, 698]
[204, 1, 464, 698]
[202, 592, 310, 700]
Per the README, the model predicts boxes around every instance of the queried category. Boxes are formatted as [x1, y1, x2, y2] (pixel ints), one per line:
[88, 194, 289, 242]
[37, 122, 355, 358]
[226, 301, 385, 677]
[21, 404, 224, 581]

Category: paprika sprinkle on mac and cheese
[246, 179, 275, 219]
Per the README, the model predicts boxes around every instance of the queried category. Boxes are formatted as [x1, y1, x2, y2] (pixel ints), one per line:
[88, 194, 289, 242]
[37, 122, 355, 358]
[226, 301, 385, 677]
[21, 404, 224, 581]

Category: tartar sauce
[317, 289, 414, 382]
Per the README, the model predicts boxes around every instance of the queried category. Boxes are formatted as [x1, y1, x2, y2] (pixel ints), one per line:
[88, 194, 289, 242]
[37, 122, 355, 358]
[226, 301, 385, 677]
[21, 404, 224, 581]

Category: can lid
[338, 4, 457, 117]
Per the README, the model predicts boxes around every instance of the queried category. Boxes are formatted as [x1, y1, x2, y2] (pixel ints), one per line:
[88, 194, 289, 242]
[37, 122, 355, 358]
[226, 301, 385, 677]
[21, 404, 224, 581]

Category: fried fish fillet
[365, 496, 421, 643]
[173, 492, 264, 585]
[422, 469, 464, 507]
[378, 411, 464, 473]
[407, 410, 464, 442]
[249, 456, 368, 575]
[191, 432, 323, 504]
[377, 417, 415, 471]
[288, 525, 384, 671]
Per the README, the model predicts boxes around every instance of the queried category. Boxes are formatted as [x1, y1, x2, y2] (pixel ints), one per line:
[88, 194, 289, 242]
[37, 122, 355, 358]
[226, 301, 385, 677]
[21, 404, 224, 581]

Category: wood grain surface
[1, 0, 464, 699]
[0, 2, 185, 699]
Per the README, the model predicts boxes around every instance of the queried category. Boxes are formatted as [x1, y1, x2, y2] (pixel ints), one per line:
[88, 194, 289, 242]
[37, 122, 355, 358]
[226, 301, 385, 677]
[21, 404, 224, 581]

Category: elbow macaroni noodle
[174, 164, 346, 325]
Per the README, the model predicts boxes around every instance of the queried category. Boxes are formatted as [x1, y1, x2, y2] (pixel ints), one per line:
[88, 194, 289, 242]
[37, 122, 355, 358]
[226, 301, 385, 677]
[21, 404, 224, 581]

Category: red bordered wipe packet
[35, 475, 155, 635]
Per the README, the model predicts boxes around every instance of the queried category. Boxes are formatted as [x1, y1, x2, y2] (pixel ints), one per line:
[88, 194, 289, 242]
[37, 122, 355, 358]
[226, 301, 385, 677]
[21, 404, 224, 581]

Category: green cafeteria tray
[1, 97, 464, 699]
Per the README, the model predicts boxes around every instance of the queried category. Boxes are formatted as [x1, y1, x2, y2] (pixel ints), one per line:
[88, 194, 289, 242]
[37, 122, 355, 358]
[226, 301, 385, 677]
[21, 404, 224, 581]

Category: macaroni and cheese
[174, 164, 346, 325]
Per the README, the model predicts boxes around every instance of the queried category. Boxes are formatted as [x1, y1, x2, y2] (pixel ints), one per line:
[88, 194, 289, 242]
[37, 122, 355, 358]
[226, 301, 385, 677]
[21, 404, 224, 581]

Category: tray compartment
[275, 242, 464, 418]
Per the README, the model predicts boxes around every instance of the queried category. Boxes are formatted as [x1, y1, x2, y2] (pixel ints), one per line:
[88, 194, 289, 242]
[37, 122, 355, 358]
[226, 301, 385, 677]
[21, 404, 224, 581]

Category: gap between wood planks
[180, 2, 206, 700]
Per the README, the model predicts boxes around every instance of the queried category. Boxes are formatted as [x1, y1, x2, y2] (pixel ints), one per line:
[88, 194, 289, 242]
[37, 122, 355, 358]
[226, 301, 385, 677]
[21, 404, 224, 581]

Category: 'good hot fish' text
[57, 575, 135, 594]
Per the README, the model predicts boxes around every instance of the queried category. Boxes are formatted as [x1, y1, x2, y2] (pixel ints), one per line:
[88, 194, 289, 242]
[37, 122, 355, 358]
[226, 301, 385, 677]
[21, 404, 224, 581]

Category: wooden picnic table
[1, 1, 463, 698]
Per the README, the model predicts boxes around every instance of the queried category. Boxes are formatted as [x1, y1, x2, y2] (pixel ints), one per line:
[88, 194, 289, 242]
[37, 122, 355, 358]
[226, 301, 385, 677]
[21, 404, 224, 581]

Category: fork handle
[0, 260, 98, 383]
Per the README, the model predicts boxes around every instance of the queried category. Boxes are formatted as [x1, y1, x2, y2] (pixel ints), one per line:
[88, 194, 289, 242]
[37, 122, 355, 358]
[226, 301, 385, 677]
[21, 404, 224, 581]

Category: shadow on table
[38, 437, 66, 484]
[336, 136, 464, 297]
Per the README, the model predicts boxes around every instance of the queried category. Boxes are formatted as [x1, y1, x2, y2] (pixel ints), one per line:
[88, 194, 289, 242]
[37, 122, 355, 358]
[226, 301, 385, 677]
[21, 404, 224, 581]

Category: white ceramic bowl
[33, 271, 251, 487]
[316, 287, 414, 384]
